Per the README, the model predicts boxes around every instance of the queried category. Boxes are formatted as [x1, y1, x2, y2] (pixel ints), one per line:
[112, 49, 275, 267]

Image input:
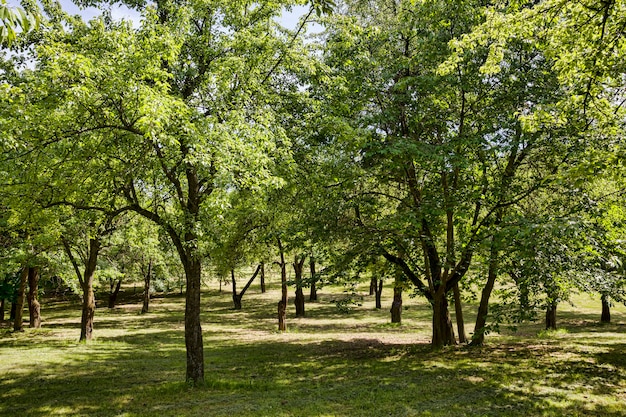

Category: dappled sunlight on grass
[1, 283, 625, 416]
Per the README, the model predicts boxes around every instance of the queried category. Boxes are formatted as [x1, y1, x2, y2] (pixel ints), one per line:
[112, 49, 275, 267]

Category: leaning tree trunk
[27, 267, 41, 328]
[108, 278, 122, 309]
[375, 279, 383, 309]
[452, 283, 466, 343]
[601, 294, 611, 323]
[277, 239, 287, 331]
[545, 302, 557, 330]
[141, 259, 152, 314]
[183, 256, 204, 384]
[470, 235, 499, 346]
[390, 285, 402, 324]
[13, 267, 28, 332]
[432, 289, 456, 348]
[293, 256, 306, 318]
[309, 257, 317, 301]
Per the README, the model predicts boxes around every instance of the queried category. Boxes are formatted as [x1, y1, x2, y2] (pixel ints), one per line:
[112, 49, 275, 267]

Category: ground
[1, 279, 625, 416]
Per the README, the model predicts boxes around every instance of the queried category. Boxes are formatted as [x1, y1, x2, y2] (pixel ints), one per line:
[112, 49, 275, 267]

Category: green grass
[1, 281, 625, 416]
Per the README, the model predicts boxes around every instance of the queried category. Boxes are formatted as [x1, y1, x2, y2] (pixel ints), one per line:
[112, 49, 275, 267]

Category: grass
[1, 280, 625, 416]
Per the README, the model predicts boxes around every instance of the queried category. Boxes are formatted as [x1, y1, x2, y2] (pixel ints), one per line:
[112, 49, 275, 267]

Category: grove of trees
[1, 0, 625, 385]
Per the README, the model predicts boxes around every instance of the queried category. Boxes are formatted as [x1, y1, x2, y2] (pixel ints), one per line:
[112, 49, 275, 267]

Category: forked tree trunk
[277, 240, 288, 331]
[27, 267, 41, 328]
[390, 285, 402, 323]
[375, 279, 383, 309]
[293, 256, 306, 317]
[452, 283, 466, 343]
[141, 260, 152, 314]
[432, 290, 456, 348]
[13, 267, 28, 332]
[601, 294, 611, 323]
[231, 264, 262, 310]
[309, 258, 317, 301]
[108, 279, 122, 309]
[545, 302, 557, 330]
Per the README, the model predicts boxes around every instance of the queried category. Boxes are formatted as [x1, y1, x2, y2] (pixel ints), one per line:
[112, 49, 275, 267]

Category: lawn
[1, 280, 625, 416]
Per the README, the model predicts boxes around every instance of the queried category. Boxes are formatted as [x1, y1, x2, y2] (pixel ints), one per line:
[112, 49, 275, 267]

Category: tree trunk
[293, 255, 306, 317]
[601, 294, 611, 323]
[184, 257, 204, 384]
[108, 279, 122, 309]
[432, 290, 456, 348]
[545, 302, 557, 330]
[277, 239, 287, 331]
[141, 259, 152, 314]
[79, 238, 101, 342]
[309, 258, 317, 301]
[470, 239, 499, 346]
[0, 298, 5, 321]
[231, 264, 261, 310]
[231, 269, 241, 310]
[260, 262, 266, 293]
[452, 283, 466, 344]
[10, 301, 16, 320]
[27, 267, 41, 328]
[390, 285, 402, 323]
[13, 268, 28, 332]
[375, 279, 383, 309]
[369, 277, 376, 296]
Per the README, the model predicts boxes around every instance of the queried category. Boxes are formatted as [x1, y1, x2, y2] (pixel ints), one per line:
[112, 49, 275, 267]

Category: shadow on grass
[2, 329, 625, 417]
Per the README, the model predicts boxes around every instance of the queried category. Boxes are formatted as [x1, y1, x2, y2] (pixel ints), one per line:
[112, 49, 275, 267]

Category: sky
[6, 0, 309, 30]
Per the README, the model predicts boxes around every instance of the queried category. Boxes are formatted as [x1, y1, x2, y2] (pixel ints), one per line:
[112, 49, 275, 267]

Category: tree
[5, 0, 320, 384]
[0, 0, 40, 46]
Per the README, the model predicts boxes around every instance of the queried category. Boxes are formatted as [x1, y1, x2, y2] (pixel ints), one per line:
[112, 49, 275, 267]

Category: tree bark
[231, 269, 241, 310]
[452, 283, 466, 343]
[545, 302, 557, 330]
[260, 262, 266, 293]
[432, 290, 456, 348]
[141, 259, 152, 314]
[369, 277, 376, 296]
[231, 264, 262, 310]
[293, 255, 306, 317]
[108, 279, 122, 309]
[390, 285, 402, 323]
[13, 267, 28, 332]
[80, 238, 100, 342]
[601, 294, 611, 323]
[309, 258, 317, 301]
[184, 257, 204, 384]
[27, 267, 41, 328]
[470, 234, 499, 346]
[375, 279, 383, 309]
[277, 239, 287, 331]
